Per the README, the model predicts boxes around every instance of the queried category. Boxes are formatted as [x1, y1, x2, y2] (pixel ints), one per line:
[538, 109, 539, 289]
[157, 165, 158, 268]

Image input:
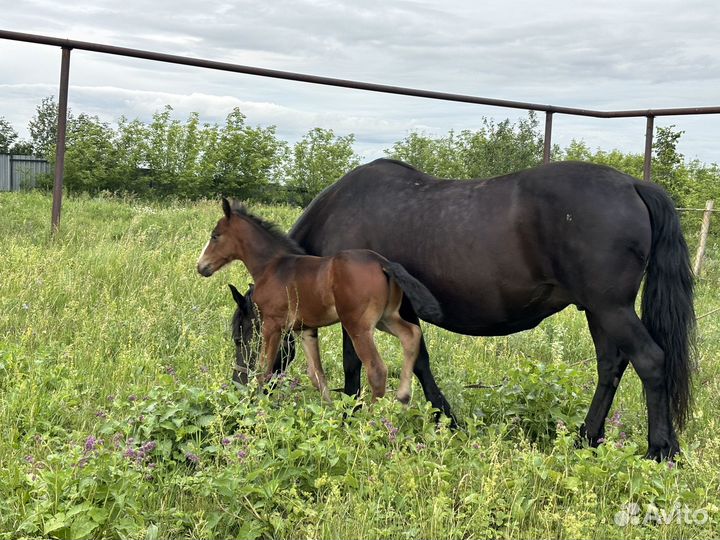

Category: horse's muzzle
[197, 263, 214, 277]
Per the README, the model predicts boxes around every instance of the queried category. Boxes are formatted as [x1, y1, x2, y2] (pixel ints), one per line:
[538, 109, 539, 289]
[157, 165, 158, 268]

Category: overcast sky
[1, 0, 719, 165]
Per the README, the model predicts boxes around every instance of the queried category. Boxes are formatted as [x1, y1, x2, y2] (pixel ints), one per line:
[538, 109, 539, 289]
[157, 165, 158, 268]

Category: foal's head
[197, 198, 243, 277]
[197, 198, 304, 277]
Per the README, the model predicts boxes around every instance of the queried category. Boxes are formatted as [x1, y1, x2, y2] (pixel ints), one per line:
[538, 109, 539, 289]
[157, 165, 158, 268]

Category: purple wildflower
[128, 394, 137, 402]
[416, 443, 426, 452]
[234, 433, 248, 443]
[84, 435, 101, 453]
[609, 410, 623, 428]
[237, 449, 248, 461]
[165, 365, 176, 376]
[95, 410, 107, 419]
[221, 437, 231, 446]
[24, 455, 35, 464]
[290, 377, 300, 390]
[77, 456, 90, 468]
[107, 395, 115, 403]
[668, 461, 676, 470]
[186, 452, 200, 465]
[124, 447, 138, 461]
[472, 442, 481, 450]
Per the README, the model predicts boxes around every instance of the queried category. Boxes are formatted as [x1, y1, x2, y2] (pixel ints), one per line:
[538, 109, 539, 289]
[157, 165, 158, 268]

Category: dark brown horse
[197, 198, 442, 402]
[230, 159, 695, 460]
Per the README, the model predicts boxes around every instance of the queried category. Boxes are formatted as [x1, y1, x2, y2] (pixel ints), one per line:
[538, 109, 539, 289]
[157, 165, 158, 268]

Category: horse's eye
[211, 233, 219, 241]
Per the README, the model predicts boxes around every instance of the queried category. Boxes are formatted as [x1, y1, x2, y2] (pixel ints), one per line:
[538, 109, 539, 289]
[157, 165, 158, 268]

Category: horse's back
[290, 159, 653, 334]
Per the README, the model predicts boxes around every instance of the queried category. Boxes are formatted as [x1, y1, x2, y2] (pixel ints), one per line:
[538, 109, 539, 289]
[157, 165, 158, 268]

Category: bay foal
[197, 199, 441, 403]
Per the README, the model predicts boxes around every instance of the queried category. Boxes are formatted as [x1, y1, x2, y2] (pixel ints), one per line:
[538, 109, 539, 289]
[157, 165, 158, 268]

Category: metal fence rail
[0, 28, 718, 233]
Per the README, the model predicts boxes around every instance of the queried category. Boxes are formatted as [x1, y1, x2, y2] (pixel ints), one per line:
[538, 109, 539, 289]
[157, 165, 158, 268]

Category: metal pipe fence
[1, 28, 718, 233]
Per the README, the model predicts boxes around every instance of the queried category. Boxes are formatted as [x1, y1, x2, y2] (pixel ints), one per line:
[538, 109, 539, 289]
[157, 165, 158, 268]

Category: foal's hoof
[396, 392, 411, 405]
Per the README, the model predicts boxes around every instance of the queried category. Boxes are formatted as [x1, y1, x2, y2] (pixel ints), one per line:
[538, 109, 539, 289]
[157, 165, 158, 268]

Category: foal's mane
[229, 201, 305, 255]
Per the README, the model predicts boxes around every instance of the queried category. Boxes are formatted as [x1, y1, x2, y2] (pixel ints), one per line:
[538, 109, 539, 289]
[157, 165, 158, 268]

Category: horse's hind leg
[398, 300, 458, 428]
[341, 328, 363, 398]
[345, 327, 388, 401]
[590, 306, 679, 460]
[300, 329, 331, 402]
[379, 311, 422, 405]
[581, 311, 630, 446]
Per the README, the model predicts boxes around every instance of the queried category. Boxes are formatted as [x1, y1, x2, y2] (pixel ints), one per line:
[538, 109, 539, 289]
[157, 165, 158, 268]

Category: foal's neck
[235, 217, 293, 280]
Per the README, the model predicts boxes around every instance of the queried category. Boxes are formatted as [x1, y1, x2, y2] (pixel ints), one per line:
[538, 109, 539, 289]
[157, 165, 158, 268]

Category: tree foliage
[4, 99, 719, 209]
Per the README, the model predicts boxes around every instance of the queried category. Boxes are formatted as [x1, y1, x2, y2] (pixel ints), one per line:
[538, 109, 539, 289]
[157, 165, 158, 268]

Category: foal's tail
[382, 262, 443, 324]
[634, 181, 696, 431]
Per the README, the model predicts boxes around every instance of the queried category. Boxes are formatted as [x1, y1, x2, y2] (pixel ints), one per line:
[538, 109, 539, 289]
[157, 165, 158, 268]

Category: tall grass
[1, 192, 719, 539]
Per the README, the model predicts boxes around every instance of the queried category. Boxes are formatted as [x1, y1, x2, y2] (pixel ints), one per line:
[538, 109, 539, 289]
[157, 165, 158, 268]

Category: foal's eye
[211, 233, 219, 241]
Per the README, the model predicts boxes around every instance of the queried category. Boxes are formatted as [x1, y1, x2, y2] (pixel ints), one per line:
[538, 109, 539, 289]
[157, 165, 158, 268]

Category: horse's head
[197, 198, 240, 277]
[228, 283, 296, 385]
[228, 283, 260, 385]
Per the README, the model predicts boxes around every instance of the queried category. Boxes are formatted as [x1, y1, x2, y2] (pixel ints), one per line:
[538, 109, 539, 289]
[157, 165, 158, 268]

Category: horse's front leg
[259, 323, 282, 386]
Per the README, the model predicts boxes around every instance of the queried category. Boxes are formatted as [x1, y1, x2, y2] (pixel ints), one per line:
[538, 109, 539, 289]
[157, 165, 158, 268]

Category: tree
[285, 128, 360, 206]
[28, 96, 66, 160]
[0, 117, 19, 153]
[386, 113, 546, 179]
[205, 108, 288, 201]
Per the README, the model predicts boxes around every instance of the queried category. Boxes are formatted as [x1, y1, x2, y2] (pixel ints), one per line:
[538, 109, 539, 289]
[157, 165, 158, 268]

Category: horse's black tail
[382, 261, 443, 324]
[634, 181, 696, 431]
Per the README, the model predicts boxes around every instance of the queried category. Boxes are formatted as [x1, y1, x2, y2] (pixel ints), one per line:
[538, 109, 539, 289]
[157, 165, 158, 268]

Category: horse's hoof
[645, 442, 680, 462]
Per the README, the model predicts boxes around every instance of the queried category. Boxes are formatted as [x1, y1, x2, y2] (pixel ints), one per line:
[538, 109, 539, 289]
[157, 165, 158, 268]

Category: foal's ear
[222, 197, 232, 219]
[228, 283, 247, 310]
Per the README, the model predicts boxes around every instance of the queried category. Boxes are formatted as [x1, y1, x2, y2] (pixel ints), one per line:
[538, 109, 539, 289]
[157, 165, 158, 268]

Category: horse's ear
[246, 283, 255, 296]
[222, 197, 232, 218]
[228, 283, 247, 310]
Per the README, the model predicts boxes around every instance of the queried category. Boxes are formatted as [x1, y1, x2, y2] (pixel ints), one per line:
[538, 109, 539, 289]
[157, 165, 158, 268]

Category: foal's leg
[259, 324, 282, 385]
[345, 327, 388, 401]
[581, 311, 630, 446]
[301, 328, 331, 401]
[379, 313, 422, 405]
[398, 300, 458, 428]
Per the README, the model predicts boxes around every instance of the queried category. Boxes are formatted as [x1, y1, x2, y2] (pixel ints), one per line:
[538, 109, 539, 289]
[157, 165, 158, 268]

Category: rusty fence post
[693, 200, 715, 277]
[643, 115, 654, 181]
[543, 111, 553, 164]
[51, 46, 71, 235]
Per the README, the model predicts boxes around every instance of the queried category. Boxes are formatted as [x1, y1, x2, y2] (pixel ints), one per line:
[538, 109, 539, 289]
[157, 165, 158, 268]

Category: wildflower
[472, 442, 481, 450]
[609, 410, 623, 428]
[221, 437, 231, 446]
[128, 394, 137, 402]
[237, 449, 248, 460]
[165, 365, 176, 376]
[667, 460, 676, 470]
[95, 410, 107, 419]
[416, 443, 426, 452]
[77, 456, 90, 468]
[124, 447, 138, 461]
[556, 420, 567, 433]
[186, 452, 200, 465]
[24, 455, 35, 464]
[290, 377, 301, 390]
[107, 395, 115, 403]
[84, 435, 102, 453]
[22, 303, 30, 310]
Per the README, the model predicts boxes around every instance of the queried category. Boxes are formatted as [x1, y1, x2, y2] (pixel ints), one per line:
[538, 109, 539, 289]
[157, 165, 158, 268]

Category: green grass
[1, 191, 719, 539]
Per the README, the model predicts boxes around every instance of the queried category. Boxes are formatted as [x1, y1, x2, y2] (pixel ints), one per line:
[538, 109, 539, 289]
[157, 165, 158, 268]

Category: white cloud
[1, 0, 718, 165]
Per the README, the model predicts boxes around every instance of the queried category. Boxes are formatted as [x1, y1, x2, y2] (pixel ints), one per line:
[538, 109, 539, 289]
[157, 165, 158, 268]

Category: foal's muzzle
[197, 263, 214, 277]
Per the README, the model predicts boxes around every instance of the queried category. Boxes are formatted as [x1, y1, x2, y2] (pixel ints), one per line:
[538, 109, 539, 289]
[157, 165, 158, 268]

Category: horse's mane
[230, 201, 305, 255]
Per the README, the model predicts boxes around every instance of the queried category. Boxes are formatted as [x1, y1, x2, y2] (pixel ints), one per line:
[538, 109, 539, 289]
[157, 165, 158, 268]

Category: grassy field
[1, 191, 719, 539]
